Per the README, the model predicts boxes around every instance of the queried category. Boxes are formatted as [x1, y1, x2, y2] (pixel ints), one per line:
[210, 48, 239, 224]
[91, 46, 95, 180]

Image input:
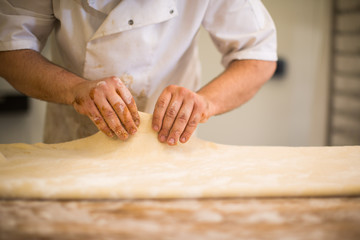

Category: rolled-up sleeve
[0, 0, 55, 52]
[202, 0, 277, 67]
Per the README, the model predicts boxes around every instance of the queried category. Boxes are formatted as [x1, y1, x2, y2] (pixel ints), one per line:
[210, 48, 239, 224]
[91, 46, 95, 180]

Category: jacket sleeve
[0, 0, 55, 52]
[202, 0, 277, 67]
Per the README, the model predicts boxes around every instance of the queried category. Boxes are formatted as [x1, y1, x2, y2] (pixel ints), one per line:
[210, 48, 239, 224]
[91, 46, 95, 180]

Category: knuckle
[116, 79, 124, 87]
[188, 93, 196, 101]
[156, 98, 168, 109]
[89, 88, 96, 100]
[166, 85, 176, 92]
[197, 100, 206, 110]
[90, 114, 102, 125]
[110, 76, 119, 82]
[178, 87, 188, 96]
[74, 96, 84, 105]
[187, 118, 198, 128]
[103, 109, 116, 119]
[177, 113, 188, 123]
[127, 97, 136, 107]
[96, 81, 108, 90]
[113, 102, 125, 113]
[166, 106, 177, 118]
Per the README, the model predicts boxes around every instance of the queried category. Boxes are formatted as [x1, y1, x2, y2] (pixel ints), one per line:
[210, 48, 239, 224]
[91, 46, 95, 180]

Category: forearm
[197, 59, 276, 117]
[0, 49, 85, 105]
[0, 49, 140, 140]
[152, 59, 276, 145]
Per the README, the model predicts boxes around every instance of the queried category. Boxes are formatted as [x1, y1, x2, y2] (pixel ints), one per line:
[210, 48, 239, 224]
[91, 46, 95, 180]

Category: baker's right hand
[71, 76, 140, 140]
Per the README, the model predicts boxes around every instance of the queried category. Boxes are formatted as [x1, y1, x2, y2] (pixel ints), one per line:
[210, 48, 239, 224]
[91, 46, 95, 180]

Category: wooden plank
[336, 0, 360, 12]
[333, 111, 360, 132]
[334, 92, 360, 112]
[334, 74, 360, 93]
[331, 129, 360, 145]
[1, 198, 360, 240]
[335, 34, 360, 53]
[335, 55, 360, 74]
[336, 12, 360, 33]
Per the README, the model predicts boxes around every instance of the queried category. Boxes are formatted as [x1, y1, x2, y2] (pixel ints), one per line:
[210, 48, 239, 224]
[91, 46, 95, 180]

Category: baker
[0, 0, 277, 145]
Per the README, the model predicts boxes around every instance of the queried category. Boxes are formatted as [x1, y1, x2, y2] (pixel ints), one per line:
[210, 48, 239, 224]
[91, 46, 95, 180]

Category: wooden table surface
[1, 197, 360, 240]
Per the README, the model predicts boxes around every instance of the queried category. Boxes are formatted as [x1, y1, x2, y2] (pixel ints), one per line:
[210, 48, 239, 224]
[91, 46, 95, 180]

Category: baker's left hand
[152, 85, 213, 146]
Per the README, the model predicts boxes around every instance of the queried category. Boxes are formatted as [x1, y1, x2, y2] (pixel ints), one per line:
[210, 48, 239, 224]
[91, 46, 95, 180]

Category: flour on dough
[0, 112, 360, 199]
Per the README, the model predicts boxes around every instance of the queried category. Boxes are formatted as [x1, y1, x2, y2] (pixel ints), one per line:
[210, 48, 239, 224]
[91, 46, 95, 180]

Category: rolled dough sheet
[0, 112, 359, 199]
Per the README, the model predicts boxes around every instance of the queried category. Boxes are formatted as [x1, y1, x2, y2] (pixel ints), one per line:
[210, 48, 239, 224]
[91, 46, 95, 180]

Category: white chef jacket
[0, 0, 277, 143]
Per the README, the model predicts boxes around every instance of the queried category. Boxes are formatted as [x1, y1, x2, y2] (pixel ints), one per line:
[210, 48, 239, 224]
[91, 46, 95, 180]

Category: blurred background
[0, 0, 359, 146]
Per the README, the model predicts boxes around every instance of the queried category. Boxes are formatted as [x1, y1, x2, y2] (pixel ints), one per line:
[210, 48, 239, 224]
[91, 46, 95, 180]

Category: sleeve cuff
[0, 40, 41, 52]
[222, 50, 278, 67]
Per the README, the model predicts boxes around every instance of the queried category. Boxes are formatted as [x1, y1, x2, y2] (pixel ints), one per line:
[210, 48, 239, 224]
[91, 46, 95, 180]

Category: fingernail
[135, 119, 140, 127]
[180, 137, 186, 143]
[153, 125, 159, 132]
[168, 138, 175, 145]
[130, 127, 137, 135]
[120, 132, 129, 140]
[160, 135, 166, 142]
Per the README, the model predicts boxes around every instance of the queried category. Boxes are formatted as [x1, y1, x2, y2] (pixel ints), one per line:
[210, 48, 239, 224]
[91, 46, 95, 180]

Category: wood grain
[1, 197, 360, 240]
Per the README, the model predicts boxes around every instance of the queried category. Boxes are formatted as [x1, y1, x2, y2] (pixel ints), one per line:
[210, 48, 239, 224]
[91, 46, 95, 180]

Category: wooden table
[1, 197, 360, 240]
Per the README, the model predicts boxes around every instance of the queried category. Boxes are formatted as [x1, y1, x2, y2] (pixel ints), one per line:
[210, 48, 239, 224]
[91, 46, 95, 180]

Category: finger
[108, 96, 137, 135]
[87, 104, 115, 138]
[152, 90, 171, 133]
[158, 98, 182, 143]
[114, 77, 140, 127]
[180, 106, 201, 143]
[73, 98, 116, 138]
[166, 102, 193, 145]
[127, 98, 140, 127]
[95, 97, 129, 140]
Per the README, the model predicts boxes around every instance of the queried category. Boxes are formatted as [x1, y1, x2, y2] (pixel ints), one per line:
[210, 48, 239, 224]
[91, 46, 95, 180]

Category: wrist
[66, 76, 88, 106]
[197, 92, 217, 122]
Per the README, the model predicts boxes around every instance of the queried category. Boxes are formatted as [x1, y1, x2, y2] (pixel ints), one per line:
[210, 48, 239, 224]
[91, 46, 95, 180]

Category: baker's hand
[152, 85, 213, 146]
[72, 76, 140, 140]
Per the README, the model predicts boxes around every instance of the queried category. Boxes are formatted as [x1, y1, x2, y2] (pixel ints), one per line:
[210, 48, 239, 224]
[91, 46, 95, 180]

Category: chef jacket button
[128, 19, 134, 25]
[170, 9, 174, 14]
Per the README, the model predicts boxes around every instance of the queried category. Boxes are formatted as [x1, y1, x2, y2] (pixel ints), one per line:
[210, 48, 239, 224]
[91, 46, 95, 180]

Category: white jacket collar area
[89, 0, 178, 41]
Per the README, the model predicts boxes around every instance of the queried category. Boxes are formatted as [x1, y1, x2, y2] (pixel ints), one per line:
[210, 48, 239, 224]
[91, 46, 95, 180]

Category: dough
[0, 112, 359, 199]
